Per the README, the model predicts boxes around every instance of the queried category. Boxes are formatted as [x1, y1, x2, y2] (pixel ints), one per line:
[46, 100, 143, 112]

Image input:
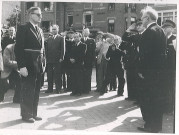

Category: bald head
[9, 27, 15, 37]
[83, 28, 90, 37]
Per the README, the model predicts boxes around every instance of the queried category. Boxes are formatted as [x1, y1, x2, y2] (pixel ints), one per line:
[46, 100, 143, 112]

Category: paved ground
[0, 69, 174, 135]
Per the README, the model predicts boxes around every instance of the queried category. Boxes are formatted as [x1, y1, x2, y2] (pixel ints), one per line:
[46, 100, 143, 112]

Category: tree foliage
[6, 13, 21, 27]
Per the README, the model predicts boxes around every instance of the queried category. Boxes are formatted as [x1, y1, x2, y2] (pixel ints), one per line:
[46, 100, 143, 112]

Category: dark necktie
[35, 26, 41, 41]
[35, 26, 38, 33]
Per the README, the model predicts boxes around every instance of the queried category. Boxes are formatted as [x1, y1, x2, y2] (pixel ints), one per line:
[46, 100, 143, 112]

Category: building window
[26, 2, 34, 11]
[131, 4, 136, 12]
[83, 11, 93, 27]
[42, 2, 53, 11]
[157, 10, 177, 26]
[125, 17, 136, 29]
[67, 15, 73, 27]
[108, 3, 115, 10]
[42, 21, 50, 32]
[125, 4, 136, 13]
[108, 19, 115, 32]
[99, 3, 104, 7]
[84, 3, 92, 9]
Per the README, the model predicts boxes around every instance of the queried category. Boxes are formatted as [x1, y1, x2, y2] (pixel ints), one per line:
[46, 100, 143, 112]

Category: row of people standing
[44, 26, 96, 96]
[95, 33, 125, 96]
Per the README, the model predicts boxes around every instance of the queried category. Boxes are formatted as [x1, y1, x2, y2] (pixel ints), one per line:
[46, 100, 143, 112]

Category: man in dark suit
[64, 30, 75, 92]
[45, 24, 65, 94]
[1, 27, 16, 52]
[162, 20, 176, 114]
[121, 19, 145, 103]
[137, 7, 167, 133]
[70, 32, 87, 96]
[14, 7, 45, 123]
[81, 28, 96, 94]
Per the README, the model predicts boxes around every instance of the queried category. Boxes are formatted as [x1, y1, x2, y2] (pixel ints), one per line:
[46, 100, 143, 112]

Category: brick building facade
[20, 2, 177, 37]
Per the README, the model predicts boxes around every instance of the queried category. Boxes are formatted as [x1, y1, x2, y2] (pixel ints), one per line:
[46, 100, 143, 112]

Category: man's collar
[76, 41, 81, 46]
[30, 21, 38, 29]
[147, 22, 156, 28]
[167, 33, 173, 39]
[84, 37, 88, 40]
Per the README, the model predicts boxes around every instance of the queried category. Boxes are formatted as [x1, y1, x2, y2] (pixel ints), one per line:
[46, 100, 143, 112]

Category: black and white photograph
[0, 0, 177, 135]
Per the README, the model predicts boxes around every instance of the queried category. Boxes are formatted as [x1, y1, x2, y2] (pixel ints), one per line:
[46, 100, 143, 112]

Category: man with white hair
[137, 6, 167, 133]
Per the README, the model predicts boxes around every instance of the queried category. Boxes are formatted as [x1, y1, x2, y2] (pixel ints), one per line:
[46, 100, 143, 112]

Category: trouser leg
[54, 63, 62, 92]
[116, 69, 125, 95]
[9, 70, 21, 102]
[47, 63, 54, 91]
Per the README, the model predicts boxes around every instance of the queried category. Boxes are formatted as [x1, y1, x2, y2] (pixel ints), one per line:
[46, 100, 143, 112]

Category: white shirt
[76, 41, 81, 46]
[84, 37, 88, 41]
[30, 21, 38, 30]
[53, 34, 57, 39]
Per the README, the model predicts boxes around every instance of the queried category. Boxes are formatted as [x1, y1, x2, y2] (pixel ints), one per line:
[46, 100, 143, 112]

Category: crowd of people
[0, 6, 176, 133]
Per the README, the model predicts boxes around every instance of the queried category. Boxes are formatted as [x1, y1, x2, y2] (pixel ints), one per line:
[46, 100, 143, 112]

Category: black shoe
[55, 91, 59, 94]
[117, 93, 124, 96]
[125, 97, 135, 101]
[45, 90, 53, 93]
[33, 116, 42, 121]
[70, 93, 76, 96]
[76, 93, 81, 96]
[137, 127, 152, 132]
[0, 99, 4, 102]
[13, 99, 20, 103]
[22, 117, 35, 123]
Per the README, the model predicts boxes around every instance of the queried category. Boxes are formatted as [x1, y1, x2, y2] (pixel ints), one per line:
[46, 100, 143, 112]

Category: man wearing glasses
[137, 7, 167, 133]
[15, 7, 45, 123]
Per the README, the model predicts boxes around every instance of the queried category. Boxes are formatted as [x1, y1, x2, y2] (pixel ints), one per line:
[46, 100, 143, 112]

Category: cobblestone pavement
[0, 69, 174, 135]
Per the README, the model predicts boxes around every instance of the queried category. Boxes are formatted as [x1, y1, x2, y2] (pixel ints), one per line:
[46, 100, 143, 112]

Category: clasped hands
[70, 58, 75, 63]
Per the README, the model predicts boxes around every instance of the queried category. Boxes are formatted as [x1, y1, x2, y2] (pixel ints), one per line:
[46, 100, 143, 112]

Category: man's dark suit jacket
[140, 23, 167, 75]
[139, 23, 167, 96]
[70, 41, 87, 69]
[46, 34, 64, 63]
[15, 22, 44, 73]
[64, 38, 75, 69]
[81, 37, 96, 68]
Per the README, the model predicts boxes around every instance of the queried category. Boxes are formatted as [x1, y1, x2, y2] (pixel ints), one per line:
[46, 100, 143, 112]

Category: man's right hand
[19, 67, 28, 77]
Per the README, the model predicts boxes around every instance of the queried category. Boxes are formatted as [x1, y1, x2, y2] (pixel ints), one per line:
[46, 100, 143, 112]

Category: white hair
[141, 6, 158, 21]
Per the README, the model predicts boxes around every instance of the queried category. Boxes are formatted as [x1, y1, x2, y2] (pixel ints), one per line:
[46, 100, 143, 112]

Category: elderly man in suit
[81, 28, 96, 94]
[1, 44, 21, 103]
[45, 24, 65, 94]
[14, 7, 45, 123]
[137, 7, 167, 133]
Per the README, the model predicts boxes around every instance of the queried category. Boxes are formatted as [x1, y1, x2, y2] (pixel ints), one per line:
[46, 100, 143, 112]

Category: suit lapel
[28, 22, 42, 46]
[147, 23, 157, 29]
